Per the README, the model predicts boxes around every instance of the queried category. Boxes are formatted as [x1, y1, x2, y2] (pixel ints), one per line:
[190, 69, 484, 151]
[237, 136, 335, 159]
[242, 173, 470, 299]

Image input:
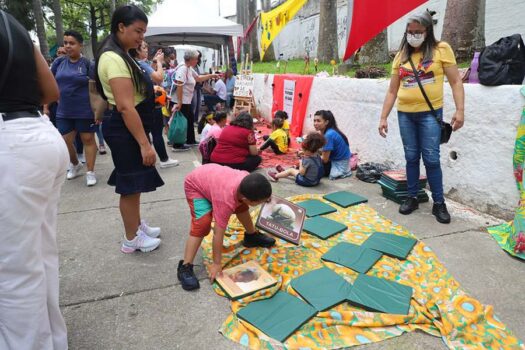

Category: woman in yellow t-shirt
[94, 5, 164, 253]
[378, 10, 465, 224]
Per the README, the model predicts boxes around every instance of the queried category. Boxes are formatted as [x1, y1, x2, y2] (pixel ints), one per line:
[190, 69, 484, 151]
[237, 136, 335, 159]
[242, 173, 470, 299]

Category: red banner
[343, 0, 428, 61]
[272, 74, 314, 137]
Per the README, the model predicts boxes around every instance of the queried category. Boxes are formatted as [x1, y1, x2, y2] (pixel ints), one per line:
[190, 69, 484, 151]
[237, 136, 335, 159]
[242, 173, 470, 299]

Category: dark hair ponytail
[314, 110, 349, 145]
[94, 5, 149, 99]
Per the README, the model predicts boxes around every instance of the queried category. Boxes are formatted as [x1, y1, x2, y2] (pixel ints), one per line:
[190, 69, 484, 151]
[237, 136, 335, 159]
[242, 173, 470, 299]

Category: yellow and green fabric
[202, 194, 524, 349]
[488, 89, 525, 259]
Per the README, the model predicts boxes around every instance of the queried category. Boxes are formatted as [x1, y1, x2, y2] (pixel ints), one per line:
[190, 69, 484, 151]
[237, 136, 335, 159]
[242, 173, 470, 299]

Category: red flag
[343, 0, 428, 61]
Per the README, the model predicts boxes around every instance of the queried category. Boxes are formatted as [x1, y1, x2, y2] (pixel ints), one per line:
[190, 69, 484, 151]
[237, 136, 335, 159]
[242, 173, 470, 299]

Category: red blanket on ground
[254, 121, 301, 169]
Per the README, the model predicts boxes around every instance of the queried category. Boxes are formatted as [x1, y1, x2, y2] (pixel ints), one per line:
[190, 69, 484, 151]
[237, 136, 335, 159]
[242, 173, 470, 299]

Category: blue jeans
[398, 109, 444, 203]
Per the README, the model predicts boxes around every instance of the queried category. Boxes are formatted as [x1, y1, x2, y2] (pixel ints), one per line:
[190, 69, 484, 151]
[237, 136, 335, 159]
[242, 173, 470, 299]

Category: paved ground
[58, 145, 524, 350]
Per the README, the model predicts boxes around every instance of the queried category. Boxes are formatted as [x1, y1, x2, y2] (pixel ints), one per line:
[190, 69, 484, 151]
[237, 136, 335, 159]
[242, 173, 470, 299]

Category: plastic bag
[356, 162, 390, 183]
[168, 111, 187, 145]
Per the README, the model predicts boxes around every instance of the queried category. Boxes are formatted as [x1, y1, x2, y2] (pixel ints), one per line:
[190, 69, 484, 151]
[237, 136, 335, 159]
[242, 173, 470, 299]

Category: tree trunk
[89, 3, 98, 56]
[261, 0, 275, 61]
[441, 0, 485, 61]
[32, 0, 50, 61]
[51, 0, 64, 43]
[109, 0, 116, 17]
[236, 0, 246, 60]
[358, 29, 389, 65]
[317, 0, 338, 63]
[247, 0, 260, 61]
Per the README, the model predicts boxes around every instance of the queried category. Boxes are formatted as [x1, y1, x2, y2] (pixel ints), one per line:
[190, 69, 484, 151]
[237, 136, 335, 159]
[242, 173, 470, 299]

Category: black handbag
[408, 57, 453, 144]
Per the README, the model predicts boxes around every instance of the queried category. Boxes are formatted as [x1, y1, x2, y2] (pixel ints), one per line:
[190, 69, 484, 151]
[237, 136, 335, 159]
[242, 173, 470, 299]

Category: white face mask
[407, 33, 425, 48]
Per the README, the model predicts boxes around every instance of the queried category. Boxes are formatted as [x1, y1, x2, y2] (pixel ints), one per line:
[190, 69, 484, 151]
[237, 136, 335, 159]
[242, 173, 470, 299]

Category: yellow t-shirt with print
[282, 119, 290, 137]
[269, 128, 288, 153]
[97, 51, 145, 106]
[392, 42, 457, 113]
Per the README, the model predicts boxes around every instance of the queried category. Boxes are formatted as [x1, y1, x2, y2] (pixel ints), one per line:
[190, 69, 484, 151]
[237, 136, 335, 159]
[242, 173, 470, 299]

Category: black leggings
[260, 135, 284, 155]
[151, 108, 168, 162]
[217, 155, 262, 172]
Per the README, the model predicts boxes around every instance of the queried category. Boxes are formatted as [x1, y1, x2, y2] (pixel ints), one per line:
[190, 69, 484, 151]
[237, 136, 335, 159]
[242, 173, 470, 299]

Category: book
[381, 170, 427, 183]
[256, 196, 306, 245]
[215, 261, 277, 300]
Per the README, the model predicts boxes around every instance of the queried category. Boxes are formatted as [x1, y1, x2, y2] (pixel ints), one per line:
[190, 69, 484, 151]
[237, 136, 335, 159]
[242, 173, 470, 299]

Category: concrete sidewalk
[58, 147, 524, 350]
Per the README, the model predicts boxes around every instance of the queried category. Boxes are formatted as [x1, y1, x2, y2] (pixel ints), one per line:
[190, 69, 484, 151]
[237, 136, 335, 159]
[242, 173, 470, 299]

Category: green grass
[252, 59, 469, 77]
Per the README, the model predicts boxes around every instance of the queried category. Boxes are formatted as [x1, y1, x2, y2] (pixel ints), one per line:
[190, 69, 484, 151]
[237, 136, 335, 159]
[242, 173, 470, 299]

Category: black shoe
[177, 260, 200, 291]
[242, 232, 276, 248]
[399, 197, 419, 215]
[432, 202, 451, 224]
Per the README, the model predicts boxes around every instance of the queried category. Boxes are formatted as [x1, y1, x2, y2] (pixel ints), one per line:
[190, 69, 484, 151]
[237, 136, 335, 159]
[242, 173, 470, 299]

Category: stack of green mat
[378, 170, 429, 204]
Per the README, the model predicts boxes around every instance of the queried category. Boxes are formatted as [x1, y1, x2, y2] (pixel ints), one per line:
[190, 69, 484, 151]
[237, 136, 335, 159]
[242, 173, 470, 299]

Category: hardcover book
[215, 261, 277, 300]
[256, 196, 306, 244]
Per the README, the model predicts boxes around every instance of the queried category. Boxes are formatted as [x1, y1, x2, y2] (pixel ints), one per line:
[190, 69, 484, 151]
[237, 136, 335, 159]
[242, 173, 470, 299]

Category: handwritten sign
[233, 74, 254, 98]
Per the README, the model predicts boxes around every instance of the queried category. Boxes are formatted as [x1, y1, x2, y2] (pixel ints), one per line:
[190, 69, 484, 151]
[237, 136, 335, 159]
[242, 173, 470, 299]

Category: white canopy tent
[145, 2, 243, 50]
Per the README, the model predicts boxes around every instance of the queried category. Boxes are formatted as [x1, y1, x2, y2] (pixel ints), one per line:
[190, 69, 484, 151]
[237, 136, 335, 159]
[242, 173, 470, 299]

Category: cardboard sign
[256, 196, 306, 245]
[233, 74, 254, 98]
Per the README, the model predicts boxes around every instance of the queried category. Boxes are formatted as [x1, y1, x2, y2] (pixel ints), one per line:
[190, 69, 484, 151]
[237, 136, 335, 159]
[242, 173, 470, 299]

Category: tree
[260, 0, 275, 61]
[358, 29, 390, 65]
[247, 0, 259, 61]
[441, 0, 485, 61]
[0, 0, 35, 31]
[32, 0, 50, 60]
[317, 0, 338, 63]
[51, 0, 64, 42]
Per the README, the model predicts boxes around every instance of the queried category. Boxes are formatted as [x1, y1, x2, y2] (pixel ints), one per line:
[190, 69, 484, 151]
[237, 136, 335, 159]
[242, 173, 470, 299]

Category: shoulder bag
[408, 57, 453, 144]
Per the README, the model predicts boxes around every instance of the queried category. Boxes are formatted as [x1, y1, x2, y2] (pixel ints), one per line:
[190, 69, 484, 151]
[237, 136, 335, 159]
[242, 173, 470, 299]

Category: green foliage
[252, 59, 393, 78]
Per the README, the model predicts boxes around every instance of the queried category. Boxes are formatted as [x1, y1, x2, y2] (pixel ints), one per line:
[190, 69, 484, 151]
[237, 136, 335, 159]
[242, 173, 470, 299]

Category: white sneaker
[121, 230, 161, 253]
[159, 158, 180, 169]
[67, 162, 83, 180]
[86, 171, 97, 186]
[139, 219, 161, 238]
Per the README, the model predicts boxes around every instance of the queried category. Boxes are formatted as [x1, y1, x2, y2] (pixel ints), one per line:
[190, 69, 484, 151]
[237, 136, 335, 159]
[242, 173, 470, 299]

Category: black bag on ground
[478, 34, 525, 86]
[356, 163, 390, 183]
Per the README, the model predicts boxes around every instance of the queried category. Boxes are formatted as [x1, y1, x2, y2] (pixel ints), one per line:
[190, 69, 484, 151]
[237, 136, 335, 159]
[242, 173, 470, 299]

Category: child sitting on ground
[274, 110, 290, 145]
[178, 164, 276, 291]
[198, 113, 215, 143]
[259, 117, 288, 155]
[267, 132, 325, 187]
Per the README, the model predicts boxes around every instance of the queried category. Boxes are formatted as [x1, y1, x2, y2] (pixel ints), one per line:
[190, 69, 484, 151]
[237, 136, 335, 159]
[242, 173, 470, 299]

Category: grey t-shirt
[302, 155, 323, 183]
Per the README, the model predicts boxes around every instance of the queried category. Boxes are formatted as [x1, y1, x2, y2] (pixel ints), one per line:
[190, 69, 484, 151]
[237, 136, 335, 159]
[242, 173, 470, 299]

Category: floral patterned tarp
[202, 194, 524, 350]
[487, 98, 525, 259]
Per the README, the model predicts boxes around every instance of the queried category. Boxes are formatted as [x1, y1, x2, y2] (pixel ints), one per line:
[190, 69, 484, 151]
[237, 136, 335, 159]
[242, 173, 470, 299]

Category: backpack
[199, 136, 217, 164]
[478, 34, 525, 86]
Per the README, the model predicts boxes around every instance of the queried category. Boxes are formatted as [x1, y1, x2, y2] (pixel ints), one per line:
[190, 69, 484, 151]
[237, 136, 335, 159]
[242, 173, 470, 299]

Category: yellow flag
[260, 0, 308, 60]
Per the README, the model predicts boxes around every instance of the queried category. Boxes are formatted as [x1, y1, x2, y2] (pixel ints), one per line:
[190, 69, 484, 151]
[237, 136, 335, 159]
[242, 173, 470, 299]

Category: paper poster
[233, 74, 254, 98]
[283, 79, 295, 124]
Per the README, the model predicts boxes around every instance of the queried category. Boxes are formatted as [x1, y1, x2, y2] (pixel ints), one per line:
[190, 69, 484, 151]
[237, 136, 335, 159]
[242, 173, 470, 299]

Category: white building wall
[253, 73, 524, 218]
[267, 0, 525, 59]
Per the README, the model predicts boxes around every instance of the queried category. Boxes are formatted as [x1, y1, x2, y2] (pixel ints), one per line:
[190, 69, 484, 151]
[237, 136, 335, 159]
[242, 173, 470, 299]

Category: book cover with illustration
[216, 261, 277, 300]
[256, 196, 306, 245]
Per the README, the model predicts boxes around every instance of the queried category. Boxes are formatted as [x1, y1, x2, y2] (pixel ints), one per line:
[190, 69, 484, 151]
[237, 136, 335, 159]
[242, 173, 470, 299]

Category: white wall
[253, 73, 525, 218]
[267, 0, 525, 59]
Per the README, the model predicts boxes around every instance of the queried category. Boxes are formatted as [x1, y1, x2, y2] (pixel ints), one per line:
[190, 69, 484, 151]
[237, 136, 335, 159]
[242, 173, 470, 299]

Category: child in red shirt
[178, 164, 275, 290]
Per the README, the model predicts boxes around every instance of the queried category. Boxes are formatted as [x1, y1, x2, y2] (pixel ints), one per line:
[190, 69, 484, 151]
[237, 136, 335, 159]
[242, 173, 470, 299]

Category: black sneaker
[399, 197, 419, 215]
[172, 145, 190, 152]
[432, 202, 451, 224]
[177, 260, 200, 291]
[242, 232, 276, 248]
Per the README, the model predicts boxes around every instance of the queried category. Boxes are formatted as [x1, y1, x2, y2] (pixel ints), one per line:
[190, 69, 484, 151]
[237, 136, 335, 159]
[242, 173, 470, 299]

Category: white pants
[0, 115, 69, 350]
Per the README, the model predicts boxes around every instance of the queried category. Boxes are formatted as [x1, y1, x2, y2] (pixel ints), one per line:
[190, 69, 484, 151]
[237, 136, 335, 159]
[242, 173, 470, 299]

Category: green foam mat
[321, 242, 383, 273]
[362, 232, 417, 260]
[323, 191, 368, 208]
[237, 291, 318, 343]
[290, 267, 353, 312]
[303, 216, 347, 239]
[347, 274, 413, 315]
[297, 199, 337, 217]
